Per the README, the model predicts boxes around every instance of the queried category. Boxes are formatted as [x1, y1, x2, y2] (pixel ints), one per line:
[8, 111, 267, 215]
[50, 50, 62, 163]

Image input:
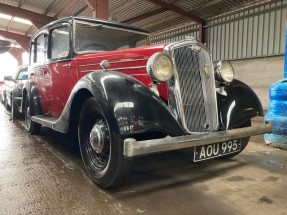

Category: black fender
[21, 81, 43, 115]
[60, 71, 186, 137]
[75, 71, 185, 137]
[217, 79, 263, 130]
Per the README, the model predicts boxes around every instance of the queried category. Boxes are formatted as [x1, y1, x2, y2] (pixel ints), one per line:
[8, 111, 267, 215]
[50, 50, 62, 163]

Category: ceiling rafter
[0, 3, 56, 29]
[7, 17, 14, 32]
[85, 0, 96, 10]
[0, 30, 31, 52]
[122, 8, 168, 24]
[26, 25, 35, 36]
[146, 0, 204, 24]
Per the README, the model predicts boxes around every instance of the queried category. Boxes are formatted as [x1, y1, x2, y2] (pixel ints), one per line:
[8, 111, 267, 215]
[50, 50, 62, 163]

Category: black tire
[25, 94, 41, 134]
[218, 120, 251, 159]
[11, 95, 21, 120]
[79, 98, 133, 188]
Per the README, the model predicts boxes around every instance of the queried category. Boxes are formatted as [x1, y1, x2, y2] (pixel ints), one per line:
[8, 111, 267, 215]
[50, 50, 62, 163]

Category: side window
[17, 67, 28, 80]
[50, 26, 70, 59]
[35, 34, 46, 63]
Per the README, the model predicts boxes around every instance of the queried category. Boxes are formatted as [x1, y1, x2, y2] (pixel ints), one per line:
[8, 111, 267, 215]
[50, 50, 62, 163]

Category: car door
[46, 23, 78, 117]
[29, 31, 52, 115]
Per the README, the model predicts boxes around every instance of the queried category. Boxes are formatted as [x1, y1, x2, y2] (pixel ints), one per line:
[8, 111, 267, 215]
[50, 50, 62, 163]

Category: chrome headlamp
[147, 52, 174, 82]
[214, 61, 234, 83]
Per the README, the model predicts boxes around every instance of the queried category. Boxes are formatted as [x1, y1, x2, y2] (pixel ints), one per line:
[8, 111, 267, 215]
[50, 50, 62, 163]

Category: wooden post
[9, 47, 25, 66]
[85, 0, 108, 19]
[199, 22, 206, 44]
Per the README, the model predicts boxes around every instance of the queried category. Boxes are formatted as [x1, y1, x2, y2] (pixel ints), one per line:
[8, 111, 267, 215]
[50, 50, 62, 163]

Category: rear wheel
[25, 94, 41, 134]
[11, 95, 21, 120]
[79, 98, 133, 188]
[218, 120, 251, 159]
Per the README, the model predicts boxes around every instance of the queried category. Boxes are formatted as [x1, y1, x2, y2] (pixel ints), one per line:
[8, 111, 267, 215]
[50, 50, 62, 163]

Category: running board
[31, 115, 58, 128]
[31, 113, 70, 133]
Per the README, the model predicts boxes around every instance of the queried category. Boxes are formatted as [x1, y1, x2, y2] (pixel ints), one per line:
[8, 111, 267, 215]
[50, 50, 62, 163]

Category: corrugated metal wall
[150, 0, 287, 61]
[150, 24, 200, 44]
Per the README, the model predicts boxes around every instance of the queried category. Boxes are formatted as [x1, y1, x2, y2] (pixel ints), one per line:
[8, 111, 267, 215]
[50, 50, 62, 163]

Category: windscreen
[74, 21, 148, 53]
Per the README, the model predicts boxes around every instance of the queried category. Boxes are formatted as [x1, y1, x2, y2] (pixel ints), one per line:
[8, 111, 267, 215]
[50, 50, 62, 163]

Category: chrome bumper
[123, 119, 273, 158]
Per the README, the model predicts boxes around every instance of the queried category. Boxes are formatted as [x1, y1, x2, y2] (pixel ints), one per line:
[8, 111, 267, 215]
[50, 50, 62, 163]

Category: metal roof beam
[146, 0, 204, 24]
[122, 8, 168, 24]
[0, 3, 56, 29]
[0, 30, 30, 52]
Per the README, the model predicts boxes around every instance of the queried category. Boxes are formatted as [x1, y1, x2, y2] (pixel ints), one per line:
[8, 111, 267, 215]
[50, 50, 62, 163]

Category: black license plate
[193, 139, 241, 162]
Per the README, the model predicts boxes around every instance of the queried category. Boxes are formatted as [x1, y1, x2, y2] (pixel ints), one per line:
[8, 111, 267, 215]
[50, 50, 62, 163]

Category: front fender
[75, 71, 185, 137]
[217, 79, 263, 130]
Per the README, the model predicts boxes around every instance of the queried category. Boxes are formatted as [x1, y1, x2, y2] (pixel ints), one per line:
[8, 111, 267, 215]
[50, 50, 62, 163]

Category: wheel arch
[68, 88, 93, 134]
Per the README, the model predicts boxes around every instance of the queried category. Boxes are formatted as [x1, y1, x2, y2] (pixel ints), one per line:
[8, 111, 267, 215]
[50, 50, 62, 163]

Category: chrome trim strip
[109, 58, 149, 64]
[123, 120, 272, 157]
[109, 66, 146, 70]
[80, 66, 146, 71]
[79, 63, 99, 67]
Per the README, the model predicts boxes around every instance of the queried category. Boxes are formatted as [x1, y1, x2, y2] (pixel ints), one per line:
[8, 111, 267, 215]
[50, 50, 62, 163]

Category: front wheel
[25, 94, 41, 134]
[11, 95, 21, 120]
[79, 98, 133, 188]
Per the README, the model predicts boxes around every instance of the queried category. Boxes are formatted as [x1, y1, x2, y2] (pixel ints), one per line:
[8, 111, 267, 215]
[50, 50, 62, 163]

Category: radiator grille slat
[173, 45, 218, 132]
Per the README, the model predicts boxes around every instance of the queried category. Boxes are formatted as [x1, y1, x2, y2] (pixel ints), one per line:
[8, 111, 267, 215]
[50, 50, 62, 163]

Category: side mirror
[4, 76, 13, 81]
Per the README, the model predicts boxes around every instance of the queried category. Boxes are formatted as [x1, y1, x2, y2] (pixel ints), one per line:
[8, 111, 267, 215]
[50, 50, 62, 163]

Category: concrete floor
[0, 106, 287, 215]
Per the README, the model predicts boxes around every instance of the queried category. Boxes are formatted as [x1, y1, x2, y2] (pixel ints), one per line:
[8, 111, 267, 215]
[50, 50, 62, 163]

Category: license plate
[193, 139, 241, 162]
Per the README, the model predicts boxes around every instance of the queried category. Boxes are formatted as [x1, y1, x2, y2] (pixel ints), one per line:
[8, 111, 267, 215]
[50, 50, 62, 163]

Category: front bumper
[123, 117, 272, 157]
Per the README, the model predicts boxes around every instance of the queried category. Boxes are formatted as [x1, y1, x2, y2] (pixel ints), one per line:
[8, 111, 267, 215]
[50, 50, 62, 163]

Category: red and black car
[21, 17, 272, 188]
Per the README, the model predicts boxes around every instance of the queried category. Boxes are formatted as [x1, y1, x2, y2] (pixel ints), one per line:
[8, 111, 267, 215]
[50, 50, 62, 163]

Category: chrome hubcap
[89, 124, 104, 153]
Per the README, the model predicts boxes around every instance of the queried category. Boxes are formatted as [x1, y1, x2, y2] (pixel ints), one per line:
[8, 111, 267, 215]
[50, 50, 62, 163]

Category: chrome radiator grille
[172, 44, 218, 132]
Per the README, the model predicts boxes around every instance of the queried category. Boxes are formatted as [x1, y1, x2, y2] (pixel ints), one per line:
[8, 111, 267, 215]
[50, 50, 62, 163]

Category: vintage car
[21, 17, 272, 188]
[3, 65, 28, 118]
